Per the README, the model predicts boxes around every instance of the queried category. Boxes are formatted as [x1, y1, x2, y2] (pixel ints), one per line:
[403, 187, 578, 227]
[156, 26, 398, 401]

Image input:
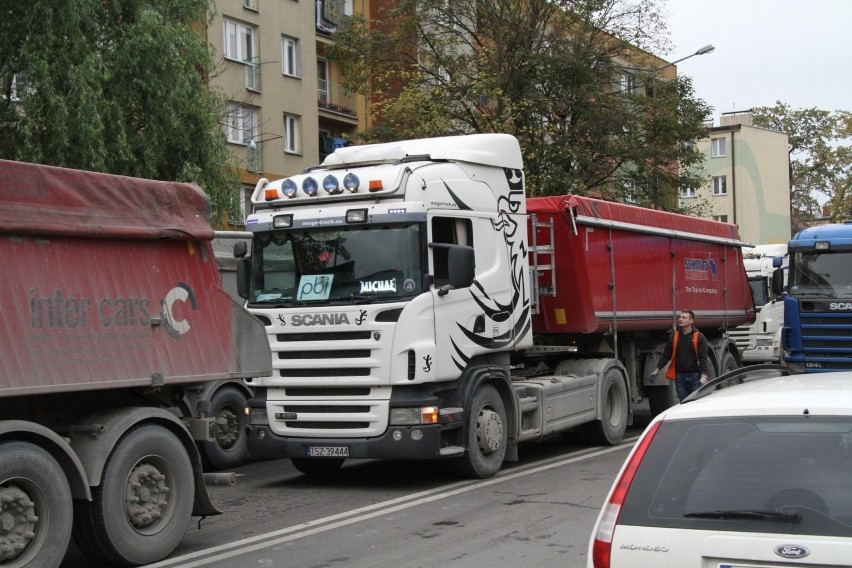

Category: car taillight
[591, 421, 661, 568]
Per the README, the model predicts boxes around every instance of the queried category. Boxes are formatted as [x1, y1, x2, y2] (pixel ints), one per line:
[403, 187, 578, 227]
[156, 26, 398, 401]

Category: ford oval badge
[774, 544, 810, 559]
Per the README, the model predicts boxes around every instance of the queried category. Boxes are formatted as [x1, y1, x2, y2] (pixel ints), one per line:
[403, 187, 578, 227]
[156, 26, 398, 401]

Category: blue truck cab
[773, 222, 852, 372]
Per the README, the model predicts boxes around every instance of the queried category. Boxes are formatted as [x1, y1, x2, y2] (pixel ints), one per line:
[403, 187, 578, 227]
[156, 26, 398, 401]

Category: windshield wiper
[685, 509, 801, 523]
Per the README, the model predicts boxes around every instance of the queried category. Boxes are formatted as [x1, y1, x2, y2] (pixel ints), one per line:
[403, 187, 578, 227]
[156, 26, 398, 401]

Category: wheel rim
[214, 407, 240, 450]
[476, 408, 503, 454]
[123, 457, 176, 535]
[0, 482, 43, 564]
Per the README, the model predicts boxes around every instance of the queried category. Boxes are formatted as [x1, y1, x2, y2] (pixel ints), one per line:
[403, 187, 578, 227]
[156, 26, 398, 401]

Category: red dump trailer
[0, 160, 271, 567]
[523, 195, 755, 417]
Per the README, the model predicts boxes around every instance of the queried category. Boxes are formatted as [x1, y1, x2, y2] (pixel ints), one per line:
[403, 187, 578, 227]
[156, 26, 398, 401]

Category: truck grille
[266, 326, 392, 437]
[798, 312, 852, 370]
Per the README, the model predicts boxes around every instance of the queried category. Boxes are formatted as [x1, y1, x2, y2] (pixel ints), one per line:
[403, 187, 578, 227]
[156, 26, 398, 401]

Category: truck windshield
[790, 252, 852, 298]
[748, 276, 770, 307]
[248, 223, 424, 305]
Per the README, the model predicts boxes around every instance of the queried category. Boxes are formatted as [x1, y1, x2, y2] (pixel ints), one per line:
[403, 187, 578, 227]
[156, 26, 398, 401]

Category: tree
[328, 0, 711, 208]
[0, 0, 239, 227]
[751, 103, 852, 231]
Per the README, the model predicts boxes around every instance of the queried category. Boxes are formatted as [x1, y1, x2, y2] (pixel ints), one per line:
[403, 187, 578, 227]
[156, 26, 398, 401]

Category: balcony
[317, 79, 356, 119]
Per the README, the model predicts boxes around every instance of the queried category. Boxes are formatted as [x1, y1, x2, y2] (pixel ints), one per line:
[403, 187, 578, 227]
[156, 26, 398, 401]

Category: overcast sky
[663, 0, 852, 122]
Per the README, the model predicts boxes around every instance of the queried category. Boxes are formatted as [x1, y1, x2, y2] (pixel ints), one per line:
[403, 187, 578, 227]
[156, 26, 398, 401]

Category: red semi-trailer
[0, 160, 271, 567]
[239, 134, 755, 479]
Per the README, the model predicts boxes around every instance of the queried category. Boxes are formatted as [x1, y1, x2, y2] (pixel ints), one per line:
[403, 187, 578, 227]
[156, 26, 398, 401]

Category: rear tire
[73, 425, 194, 566]
[0, 442, 73, 568]
[290, 458, 345, 476]
[199, 387, 249, 471]
[578, 368, 628, 445]
[455, 384, 507, 479]
[647, 381, 678, 417]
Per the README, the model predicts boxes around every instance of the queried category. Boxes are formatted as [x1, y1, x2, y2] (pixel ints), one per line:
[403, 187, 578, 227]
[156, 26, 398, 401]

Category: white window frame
[225, 104, 257, 145]
[713, 215, 728, 223]
[713, 175, 727, 195]
[711, 136, 727, 157]
[243, 0, 258, 11]
[680, 187, 696, 199]
[284, 114, 300, 154]
[224, 19, 255, 63]
[282, 36, 301, 78]
[620, 72, 637, 94]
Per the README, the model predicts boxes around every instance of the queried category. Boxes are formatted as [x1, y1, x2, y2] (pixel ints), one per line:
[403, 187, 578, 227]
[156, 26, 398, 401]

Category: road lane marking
[147, 439, 636, 567]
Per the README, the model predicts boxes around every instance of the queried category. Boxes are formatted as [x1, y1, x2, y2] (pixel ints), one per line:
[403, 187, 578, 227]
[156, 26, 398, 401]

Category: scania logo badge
[774, 544, 810, 559]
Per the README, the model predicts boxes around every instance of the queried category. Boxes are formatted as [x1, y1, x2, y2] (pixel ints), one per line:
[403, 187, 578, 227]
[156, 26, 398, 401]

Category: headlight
[390, 407, 439, 425]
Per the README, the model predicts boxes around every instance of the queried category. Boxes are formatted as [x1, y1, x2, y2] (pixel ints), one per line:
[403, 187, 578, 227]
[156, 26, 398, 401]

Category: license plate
[306, 446, 349, 457]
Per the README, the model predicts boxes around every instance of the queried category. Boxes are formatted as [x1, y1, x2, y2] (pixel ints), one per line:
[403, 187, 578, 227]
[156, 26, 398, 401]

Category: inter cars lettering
[290, 313, 351, 327]
[829, 302, 852, 310]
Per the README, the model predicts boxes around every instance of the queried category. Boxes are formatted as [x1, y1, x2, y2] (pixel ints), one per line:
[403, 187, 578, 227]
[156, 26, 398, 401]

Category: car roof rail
[681, 363, 792, 404]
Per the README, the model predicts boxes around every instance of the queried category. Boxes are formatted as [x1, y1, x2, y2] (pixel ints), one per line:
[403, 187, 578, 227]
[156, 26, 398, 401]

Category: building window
[282, 36, 300, 77]
[680, 187, 696, 199]
[713, 175, 727, 195]
[713, 215, 728, 223]
[620, 72, 637, 94]
[243, 0, 258, 11]
[224, 19, 255, 63]
[284, 114, 300, 154]
[225, 104, 257, 145]
[711, 136, 726, 157]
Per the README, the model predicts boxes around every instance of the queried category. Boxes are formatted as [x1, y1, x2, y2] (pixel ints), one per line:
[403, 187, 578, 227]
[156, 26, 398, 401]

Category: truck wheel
[715, 351, 739, 387]
[0, 442, 73, 568]
[647, 381, 677, 417]
[455, 384, 507, 479]
[199, 386, 249, 471]
[73, 425, 193, 566]
[579, 368, 628, 445]
[290, 458, 345, 476]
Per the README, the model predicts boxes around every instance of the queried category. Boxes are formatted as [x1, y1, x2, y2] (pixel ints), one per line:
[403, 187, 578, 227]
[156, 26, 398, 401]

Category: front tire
[199, 386, 249, 471]
[73, 424, 194, 566]
[0, 442, 73, 568]
[579, 367, 628, 445]
[455, 384, 507, 479]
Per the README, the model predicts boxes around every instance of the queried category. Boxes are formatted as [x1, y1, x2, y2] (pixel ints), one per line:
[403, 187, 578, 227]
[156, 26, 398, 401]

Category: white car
[588, 365, 852, 567]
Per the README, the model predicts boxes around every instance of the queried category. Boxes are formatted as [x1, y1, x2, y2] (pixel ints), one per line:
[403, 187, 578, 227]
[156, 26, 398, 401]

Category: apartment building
[208, 0, 370, 223]
[683, 111, 791, 245]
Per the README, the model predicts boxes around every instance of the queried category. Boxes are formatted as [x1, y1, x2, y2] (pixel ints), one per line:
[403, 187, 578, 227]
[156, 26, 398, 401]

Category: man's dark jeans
[675, 371, 702, 401]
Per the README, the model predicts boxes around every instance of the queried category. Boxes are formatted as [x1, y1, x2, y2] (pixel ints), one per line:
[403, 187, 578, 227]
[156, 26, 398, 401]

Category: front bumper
[247, 422, 457, 460]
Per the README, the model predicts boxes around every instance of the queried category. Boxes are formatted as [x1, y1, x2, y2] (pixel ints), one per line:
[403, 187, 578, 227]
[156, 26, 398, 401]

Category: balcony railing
[317, 79, 355, 117]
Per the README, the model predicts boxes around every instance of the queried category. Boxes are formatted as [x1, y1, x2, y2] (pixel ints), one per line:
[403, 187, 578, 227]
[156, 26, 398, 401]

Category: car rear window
[619, 416, 852, 537]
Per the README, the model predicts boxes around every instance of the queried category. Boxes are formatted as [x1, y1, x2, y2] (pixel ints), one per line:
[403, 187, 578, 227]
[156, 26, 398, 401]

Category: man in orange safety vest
[649, 309, 711, 401]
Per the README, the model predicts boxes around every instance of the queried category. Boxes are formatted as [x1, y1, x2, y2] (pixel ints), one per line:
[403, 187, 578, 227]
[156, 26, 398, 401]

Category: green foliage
[0, 0, 239, 228]
[328, 0, 710, 208]
[752, 103, 852, 231]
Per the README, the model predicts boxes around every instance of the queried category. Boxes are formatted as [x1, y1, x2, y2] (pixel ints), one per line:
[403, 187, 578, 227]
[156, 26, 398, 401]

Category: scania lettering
[773, 222, 852, 372]
[239, 134, 754, 479]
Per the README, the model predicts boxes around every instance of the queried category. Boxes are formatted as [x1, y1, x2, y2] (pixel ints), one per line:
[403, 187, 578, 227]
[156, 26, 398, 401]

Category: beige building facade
[208, 0, 370, 223]
[682, 111, 791, 245]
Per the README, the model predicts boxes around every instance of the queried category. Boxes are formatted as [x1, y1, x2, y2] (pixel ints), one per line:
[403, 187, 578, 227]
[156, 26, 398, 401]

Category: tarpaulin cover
[0, 162, 271, 396]
[0, 159, 214, 240]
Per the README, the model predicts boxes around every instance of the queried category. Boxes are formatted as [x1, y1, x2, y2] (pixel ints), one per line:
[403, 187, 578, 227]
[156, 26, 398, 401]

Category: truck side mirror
[236, 257, 251, 300]
[234, 240, 248, 258]
[771, 267, 785, 296]
[448, 245, 475, 288]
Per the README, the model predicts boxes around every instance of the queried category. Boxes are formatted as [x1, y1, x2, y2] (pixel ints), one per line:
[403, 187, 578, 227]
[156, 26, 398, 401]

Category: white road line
[146, 440, 635, 568]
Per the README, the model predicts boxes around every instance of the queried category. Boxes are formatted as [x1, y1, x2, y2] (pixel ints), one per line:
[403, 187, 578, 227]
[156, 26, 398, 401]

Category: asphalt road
[62, 406, 651, 568]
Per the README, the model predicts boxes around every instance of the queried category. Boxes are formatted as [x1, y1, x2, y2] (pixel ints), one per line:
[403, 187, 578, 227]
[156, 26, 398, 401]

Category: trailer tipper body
[0, 160, 271, 567]
[239, 134, 754, 479]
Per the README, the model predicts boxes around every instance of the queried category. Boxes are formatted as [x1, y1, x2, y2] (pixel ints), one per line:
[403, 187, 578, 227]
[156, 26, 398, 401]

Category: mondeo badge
[774, 544, 810, 559]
